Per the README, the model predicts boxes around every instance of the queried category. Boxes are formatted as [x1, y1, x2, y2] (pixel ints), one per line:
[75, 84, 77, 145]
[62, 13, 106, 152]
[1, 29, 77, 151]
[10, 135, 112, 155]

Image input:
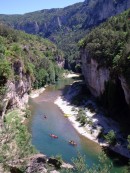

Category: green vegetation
[104, 130, 117, 146]
[80, 9, 130, 85]
[0, 109, 37, 171]
[0, 24, 64, 90]
[23, 108, 31, 118]
[0, 0, 129, 72]
[0, 2, 88, 71]
[76, 109, 87, 126]
[76, 108, 94, 127]
[61, 152, 113, 173]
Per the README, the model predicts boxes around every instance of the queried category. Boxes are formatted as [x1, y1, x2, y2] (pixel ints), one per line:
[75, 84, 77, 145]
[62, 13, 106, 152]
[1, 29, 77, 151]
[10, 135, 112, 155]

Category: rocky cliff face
[1, 0, 130, 37]
[81, 50, 110, 97]
[0, 0, 129, 45]
[83, 0, 130, 28]
[1, 61, 31, 118]
[119, 76, 130, 105]
[81, 49, 130, 108]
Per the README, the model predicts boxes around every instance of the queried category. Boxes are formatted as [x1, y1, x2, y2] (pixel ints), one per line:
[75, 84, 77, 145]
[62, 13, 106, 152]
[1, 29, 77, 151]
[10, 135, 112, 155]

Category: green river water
[28, 78, 128, 173]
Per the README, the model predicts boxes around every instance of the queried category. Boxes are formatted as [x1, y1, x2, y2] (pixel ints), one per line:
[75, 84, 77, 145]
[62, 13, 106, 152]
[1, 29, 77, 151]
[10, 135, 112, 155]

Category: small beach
[30, 87, 46, 98]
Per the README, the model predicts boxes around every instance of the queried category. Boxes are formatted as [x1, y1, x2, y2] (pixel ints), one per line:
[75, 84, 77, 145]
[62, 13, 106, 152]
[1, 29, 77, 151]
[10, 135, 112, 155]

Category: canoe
[69, 140, 77, 146]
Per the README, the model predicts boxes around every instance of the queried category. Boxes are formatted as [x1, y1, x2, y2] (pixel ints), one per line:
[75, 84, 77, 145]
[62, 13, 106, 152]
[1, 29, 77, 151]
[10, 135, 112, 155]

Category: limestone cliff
[119, 76, 130, 105]
[83, 0, 130, 28]
[80, 7, 130, 125]
[1, 61, 31, 119]
[1, 0, 130, 38]
[81, 50, 110, 97]
[81, 48, 130, 107]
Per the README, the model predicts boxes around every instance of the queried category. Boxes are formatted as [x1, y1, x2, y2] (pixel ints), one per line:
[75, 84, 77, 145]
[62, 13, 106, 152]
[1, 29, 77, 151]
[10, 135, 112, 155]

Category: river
[28, 77, 128, 172]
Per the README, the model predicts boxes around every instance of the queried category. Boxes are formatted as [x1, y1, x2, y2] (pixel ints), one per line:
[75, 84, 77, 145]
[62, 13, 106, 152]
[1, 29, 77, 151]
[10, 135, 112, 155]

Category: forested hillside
[0, 24, 63, 88]
[0, 0, 129, 70]
[0, 24, 63, 117]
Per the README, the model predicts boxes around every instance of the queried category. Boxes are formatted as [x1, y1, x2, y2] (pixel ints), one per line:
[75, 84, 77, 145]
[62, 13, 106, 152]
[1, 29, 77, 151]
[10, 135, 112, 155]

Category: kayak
[49, 134, 58, 139]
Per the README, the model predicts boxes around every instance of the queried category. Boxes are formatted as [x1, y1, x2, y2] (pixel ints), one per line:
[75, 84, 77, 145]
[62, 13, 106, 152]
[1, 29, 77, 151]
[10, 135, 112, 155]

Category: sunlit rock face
[81, 49, 130, 108]
[83, 0, 130, 28]
[8, 61, 31, 108]
[2, 60, 31, 117]
[81, 50, 110, 97]
[1, 0, 130, 40]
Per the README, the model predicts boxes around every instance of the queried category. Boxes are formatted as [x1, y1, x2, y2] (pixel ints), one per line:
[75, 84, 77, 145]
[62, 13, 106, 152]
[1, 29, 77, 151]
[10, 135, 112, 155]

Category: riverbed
[28, 77, 127, 172]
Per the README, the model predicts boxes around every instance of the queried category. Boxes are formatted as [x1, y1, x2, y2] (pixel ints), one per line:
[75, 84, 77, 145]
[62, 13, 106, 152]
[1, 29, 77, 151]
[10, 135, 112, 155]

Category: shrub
[104, 130, 117, 146]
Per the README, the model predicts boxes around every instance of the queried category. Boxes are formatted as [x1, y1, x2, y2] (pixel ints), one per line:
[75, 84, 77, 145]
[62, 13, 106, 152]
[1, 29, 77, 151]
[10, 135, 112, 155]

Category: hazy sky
[0, 0, 84, 15]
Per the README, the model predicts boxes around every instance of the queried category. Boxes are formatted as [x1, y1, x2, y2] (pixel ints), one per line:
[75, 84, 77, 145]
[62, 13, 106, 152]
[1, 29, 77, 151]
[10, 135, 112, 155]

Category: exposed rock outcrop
[81, 50, 110, 97]
[26, 154, 47, 173]
[81, 49, 130, 107]
[119, 76, 130, 105]
[1, 60, 31, 119]
[8, 154, 73, 173]
[1, 0, 130, 41]
[0, 0, 129, 72]
[83, 0, 130, 28]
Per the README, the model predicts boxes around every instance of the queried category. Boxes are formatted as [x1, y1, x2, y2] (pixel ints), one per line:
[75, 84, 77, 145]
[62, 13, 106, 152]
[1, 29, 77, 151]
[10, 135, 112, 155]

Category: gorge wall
[81, 49, 130, 106]
[1, 61, 31, 118]
[81, 48, 130, 131]
[80, 7, 130, 129]
[83, 0, 130, 28]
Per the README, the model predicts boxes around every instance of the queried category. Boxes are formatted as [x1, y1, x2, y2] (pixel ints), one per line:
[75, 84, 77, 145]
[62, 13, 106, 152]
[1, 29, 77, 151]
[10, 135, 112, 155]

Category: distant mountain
[0, 0, 130, 70]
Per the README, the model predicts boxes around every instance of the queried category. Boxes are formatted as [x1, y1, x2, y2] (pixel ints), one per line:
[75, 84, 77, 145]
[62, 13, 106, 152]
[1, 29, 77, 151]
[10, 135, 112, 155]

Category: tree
[61, 152, 113, 173]
[47, 62, 56, 84]
[76, 109, 87, 126]
[34, 68, 48, 88]
[104, 130, 116, 146]
[0, 59, 12, 85]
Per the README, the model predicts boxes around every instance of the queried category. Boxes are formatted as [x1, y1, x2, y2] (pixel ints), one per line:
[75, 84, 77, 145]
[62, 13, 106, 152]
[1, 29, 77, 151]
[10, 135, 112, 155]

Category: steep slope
[0, 0, 130, 70]
[0, 24, 63, 118]
[80, 9, 130, 131]
[83, 0, 130, 28]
